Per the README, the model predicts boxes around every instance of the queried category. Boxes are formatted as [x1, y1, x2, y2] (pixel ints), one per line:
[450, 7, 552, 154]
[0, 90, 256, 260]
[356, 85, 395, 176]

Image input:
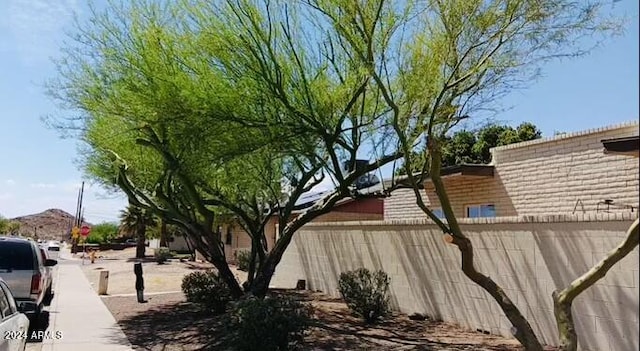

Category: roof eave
[602, 136, 640, 154]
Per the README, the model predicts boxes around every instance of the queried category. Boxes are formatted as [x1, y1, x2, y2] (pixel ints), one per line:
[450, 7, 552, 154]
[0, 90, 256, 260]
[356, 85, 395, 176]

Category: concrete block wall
[271, 214, 639, 351]
[491, 122, 639, 216]
[384, 122, 639, 221]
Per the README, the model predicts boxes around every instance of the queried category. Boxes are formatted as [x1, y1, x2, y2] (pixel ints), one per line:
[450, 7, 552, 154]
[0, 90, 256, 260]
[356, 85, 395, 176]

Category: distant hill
[10, 208, 91, 241]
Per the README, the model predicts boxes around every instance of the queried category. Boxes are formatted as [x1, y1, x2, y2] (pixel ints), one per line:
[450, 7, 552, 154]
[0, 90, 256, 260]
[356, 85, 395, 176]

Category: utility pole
[72, 181, 85, 254]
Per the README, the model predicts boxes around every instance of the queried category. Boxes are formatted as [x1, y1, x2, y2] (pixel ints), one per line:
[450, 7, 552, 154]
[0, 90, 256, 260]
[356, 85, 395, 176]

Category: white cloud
[4, 179, 16, 186]
[0, 0, 81, 65]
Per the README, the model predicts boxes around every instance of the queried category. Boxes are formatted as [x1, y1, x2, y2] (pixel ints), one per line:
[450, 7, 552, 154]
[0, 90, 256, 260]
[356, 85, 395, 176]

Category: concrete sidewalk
[41, 253, 133, 351]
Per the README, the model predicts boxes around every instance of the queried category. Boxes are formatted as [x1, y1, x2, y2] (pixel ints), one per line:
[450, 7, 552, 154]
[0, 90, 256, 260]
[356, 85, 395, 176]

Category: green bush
[181, 271, 232, 314]
[338, 268, 391, 323]
[228, 295, 313, 351]
[85, 222, 119, 244]
[235, 250, 252, 271]
[154, 247, 172, 264]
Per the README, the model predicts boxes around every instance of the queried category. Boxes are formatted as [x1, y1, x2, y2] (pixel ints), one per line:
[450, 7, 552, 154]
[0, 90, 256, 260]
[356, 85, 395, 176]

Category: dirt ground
[89, 248, 534, 351]
[101, 290, 528, 351]
[80, 247, 246, 295]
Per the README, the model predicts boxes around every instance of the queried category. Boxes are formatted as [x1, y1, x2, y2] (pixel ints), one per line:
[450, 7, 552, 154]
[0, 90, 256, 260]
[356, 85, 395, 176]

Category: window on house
[466, 204, 496, 218]
[225, 227, 233, 245]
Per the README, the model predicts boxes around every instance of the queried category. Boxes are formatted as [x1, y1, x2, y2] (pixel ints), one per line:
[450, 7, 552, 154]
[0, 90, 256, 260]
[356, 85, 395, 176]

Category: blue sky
[0, 0, 638, 224]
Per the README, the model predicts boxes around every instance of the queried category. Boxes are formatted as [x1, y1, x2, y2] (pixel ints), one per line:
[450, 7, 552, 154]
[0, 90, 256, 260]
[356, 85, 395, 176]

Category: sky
[0, 0, 638, 224]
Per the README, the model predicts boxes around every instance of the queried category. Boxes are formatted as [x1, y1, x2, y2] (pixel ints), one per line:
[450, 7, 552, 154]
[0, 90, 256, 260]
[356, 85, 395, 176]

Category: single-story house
[220, 190, 384, 262]
[384, 121, 639, 220]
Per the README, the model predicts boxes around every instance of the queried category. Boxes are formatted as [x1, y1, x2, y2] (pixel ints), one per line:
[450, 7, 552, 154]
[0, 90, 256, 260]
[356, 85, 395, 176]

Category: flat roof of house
[491, 121, 639, 152]
[387, 164, 494, 190]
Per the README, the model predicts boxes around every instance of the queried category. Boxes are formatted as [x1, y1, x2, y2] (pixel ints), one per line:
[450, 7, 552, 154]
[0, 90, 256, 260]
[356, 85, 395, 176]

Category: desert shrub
[235, 250, 252, 271]
[228, 295, 313, 351]
[181, 271, 232, 314]
[338, 268, 391, 323]
[154, 247, 172, 264]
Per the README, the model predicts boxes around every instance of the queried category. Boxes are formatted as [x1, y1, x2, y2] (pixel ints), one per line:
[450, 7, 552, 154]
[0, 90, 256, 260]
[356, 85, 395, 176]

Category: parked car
[45, 242, 60, 260]
[0, 237, 57, 322]
[0, 277, 30, 351]
[37, 247, 54, 302]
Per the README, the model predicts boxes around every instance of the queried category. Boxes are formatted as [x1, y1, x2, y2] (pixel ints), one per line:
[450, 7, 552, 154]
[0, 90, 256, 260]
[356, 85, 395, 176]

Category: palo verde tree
[48, 0, 400, 298]
[306, 0, 622, 350]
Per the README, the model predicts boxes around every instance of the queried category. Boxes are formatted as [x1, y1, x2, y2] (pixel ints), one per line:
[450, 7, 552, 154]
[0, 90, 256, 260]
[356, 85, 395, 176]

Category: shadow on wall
[297, 229, 366, 296]
[389, 226, 450, 319]
[297, 223, 481, 328]
[533, 221, 639, 351]
[289, 218, 638, 351]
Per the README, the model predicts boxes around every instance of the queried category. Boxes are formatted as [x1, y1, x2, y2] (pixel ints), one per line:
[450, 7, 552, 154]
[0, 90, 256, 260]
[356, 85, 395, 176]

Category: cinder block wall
[384, 122, 639, 220]
[272, 214, 639, 351]
[492, 123, 639, 216]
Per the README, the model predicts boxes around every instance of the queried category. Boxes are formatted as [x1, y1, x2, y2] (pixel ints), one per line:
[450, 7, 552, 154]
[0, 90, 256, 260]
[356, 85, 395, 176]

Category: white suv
[0, 237, 57, 322]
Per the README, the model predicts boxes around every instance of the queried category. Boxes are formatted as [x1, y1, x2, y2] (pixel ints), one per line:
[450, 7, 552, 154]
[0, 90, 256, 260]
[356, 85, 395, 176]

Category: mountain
[10, 208, 91, 241]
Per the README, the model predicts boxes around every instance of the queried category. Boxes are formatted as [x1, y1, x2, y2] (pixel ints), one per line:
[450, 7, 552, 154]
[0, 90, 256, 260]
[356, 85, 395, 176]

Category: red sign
[80, 225, 91, 237]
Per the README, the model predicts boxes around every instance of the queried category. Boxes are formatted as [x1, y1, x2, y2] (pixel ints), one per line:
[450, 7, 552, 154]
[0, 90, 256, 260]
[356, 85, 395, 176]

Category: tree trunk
[211, 256, 244, 298]
[250, 258, 276, 298]
[159, 220, 168, 247]
[427, 143, 543, 351]
[455, 236, 543, 351]
[553, 218, 639, 351]
[245, 242, 258, 291]
[136, 223, 146, 259]
[185, 227, 244, 298]
[553, 292, 577, 351]
[183, 233, 195, 261]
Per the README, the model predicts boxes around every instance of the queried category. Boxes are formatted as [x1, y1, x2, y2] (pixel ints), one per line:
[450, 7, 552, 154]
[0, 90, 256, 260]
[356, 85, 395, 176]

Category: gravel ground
[92, 248, 538, 350]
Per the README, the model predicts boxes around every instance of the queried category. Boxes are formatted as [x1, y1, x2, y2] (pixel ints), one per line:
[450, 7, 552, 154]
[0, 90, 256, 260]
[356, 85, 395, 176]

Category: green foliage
[154, 247, 172, 264]
[49, 0, 617, 302]
[338, 268, 391, 324]
[235, 250, 252, 271]
[397, 122, 542, 175]
[0, 216, 20, 235]
[0, 216, 8, 234]
[119, 205, 156, 236]
[181, 271, 232, 314]
[86, 222, 119, 244]
[228, 295, 313, 351]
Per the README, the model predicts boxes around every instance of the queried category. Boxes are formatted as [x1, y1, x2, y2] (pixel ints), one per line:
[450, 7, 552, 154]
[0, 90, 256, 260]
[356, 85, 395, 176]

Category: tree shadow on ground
[117, 302, 231, 351]
[115, 290, 533, 351]
[302, 292, 524, 351]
